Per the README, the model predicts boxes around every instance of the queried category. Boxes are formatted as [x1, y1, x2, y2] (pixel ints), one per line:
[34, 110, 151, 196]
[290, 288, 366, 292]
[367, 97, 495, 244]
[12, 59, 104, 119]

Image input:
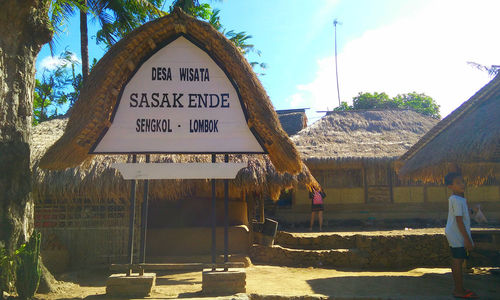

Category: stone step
[275, 231, 357, 250]
[250, 243, 453, 269]
[250, 245, 362, 268]
[256, 233, 500, 268]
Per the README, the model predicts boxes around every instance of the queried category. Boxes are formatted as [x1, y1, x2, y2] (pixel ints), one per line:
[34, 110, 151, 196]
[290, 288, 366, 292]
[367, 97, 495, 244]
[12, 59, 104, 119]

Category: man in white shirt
[444, 172, 477, 299]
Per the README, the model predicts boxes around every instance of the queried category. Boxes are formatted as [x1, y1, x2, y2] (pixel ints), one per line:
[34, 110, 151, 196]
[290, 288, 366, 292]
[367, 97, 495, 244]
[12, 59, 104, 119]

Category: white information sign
[91, 35, 265, 154]
[111, 162, 247, 180]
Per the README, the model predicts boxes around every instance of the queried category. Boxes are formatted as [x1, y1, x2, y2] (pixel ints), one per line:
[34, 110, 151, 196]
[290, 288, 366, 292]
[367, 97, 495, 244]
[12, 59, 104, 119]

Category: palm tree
[95, 0, 166, 48]
[50, 0, 165, 83]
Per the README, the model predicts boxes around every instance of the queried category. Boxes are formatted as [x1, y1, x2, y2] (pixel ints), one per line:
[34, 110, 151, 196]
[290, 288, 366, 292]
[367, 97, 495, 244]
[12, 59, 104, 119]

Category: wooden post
[362, 164, 368, 204]
[224, 154, 229, 270]
[127, 154, 137, 271]
[259, 194, 265, 223]
[140, 154, 150, 263]
[211, 154, 217, 270]
[388, 164, 394, 203]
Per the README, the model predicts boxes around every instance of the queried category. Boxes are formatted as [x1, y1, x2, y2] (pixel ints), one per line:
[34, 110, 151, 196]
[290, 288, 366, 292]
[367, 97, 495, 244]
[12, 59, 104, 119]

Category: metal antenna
[333, 19, 342, 107]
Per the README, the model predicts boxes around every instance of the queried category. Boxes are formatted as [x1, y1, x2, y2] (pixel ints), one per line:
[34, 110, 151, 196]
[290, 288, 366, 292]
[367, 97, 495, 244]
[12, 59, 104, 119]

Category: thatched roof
[398, 74, 500, 184]
[291, 110, 438, 169]
[32, 118, 318, 203]
[277, 109, 308, 136]
[39, 8, 301, 174]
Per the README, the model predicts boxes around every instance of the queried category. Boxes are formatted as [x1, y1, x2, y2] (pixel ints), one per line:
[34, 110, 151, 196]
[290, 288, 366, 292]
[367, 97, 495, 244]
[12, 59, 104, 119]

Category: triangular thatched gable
[39, 8, 301, 174]
[398, 74, 500, 184]
[291, 110, 437, 169]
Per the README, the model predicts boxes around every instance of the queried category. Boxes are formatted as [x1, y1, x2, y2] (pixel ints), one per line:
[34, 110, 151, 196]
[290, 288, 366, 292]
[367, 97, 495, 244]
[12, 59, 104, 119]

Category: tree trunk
[80, 1, 89, 83]
[0, 0, 52, 254]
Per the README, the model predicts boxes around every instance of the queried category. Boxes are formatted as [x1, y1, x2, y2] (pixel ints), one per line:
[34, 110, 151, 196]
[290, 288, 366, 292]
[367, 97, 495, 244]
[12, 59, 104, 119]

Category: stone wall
[250, 231, 500, 269]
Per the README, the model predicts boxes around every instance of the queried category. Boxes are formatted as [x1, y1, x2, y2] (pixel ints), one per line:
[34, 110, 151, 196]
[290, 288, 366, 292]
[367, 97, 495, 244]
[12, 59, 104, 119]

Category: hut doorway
[363, 163, 393, 203]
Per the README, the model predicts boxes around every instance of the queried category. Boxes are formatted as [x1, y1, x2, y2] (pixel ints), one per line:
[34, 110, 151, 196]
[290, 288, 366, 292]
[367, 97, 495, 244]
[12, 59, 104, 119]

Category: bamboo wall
[35, 198, 139, 268]
[35, 194, 252, 269]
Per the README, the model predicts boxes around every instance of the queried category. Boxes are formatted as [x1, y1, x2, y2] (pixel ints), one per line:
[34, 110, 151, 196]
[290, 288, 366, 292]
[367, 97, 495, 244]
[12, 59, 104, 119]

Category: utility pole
[333, 19, 342, 107]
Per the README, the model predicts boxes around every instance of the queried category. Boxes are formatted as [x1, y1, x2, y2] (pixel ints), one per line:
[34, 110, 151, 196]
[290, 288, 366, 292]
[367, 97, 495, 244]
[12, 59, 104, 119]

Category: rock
[106, 273, 156, 297]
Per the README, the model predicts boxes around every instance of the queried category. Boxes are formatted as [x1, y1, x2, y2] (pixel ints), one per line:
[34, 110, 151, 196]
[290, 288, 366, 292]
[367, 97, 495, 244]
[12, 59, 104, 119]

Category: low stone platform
[202, 268, 246, 295]
[249, 229, 500, 269]
[106, 272, 156, 297]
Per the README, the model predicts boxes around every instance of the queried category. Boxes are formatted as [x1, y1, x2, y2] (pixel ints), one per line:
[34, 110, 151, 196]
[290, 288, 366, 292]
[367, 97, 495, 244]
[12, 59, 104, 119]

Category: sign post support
[127, 155, 137, 274]
[140, 154, 150, 264]
[211, 154, 217, 270]
[224, 154, 229, 270]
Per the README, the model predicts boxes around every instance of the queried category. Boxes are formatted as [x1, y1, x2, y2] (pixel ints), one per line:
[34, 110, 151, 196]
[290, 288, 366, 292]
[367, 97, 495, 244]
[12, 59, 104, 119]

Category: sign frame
[88, 33, 268, 155]
[111, 162, 248, 180]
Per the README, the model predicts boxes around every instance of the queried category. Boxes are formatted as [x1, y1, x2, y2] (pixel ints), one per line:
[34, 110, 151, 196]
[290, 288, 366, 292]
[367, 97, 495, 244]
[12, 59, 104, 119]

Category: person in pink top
[308, 186, 326, 231]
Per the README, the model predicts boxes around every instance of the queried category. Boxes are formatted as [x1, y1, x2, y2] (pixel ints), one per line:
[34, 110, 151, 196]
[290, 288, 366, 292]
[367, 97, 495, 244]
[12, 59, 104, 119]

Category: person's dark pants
[450, 247, 469, 259]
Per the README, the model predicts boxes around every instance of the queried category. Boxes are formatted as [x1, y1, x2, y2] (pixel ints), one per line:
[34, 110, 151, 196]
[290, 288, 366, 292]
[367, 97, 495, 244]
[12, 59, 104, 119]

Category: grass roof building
[274, 109, 442, 226]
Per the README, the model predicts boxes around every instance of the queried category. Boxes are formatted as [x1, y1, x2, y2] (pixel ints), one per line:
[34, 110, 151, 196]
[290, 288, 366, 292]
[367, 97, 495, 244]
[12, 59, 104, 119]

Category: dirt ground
[30, 228, 500, 300]
[285, 227, 499, 236]
[31, 265, 500, 300]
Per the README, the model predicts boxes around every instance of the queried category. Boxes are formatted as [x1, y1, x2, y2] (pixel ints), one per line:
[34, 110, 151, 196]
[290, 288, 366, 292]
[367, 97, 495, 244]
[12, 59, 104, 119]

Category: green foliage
[393, 92, 441, 119]
[206, 8, 267, 75]
[336, 92, 441, 119]
[49, 0, 165, 50]
[0, 237, 39, 297]
[96, 0, 166, 48]
[15, 232, 42, 300]
[208, 7, 222, 31]
[33, 50, 80, 125]
[0, 244, 16, 295]
[333, 101, 351, 112]
[48, 0, 87, 55]
[170, 0, 217, 21]
[352, 92, 393, 110]
[170, 2, 267, 75]
[170, 0, 200, 15]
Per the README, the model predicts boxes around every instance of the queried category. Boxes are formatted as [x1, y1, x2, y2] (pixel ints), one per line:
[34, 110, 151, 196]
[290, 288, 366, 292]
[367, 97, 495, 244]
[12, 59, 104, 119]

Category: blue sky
[37, 0, 500, 123]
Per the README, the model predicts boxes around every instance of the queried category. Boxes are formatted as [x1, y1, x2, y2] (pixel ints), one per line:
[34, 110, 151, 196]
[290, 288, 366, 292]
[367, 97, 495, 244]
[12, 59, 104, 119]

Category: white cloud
[289, 0, 499, 122]
[39, 53, 81, 71]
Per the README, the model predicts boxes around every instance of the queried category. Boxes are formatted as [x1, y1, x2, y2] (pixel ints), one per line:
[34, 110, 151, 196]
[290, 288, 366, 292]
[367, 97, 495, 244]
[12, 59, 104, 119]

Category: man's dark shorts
[450, 247, 469, 259]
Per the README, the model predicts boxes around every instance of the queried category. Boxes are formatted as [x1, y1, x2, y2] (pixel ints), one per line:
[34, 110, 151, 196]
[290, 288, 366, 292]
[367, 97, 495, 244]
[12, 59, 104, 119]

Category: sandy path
[34, 266, 500, 300]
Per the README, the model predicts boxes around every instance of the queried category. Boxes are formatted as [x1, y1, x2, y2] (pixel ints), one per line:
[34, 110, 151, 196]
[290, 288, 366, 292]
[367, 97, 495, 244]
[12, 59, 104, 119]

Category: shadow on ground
[307, 272, 500, 299]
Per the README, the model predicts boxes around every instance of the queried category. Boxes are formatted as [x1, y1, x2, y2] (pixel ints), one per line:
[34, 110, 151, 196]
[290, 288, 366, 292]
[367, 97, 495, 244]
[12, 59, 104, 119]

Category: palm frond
[467, 61, 500, 77]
